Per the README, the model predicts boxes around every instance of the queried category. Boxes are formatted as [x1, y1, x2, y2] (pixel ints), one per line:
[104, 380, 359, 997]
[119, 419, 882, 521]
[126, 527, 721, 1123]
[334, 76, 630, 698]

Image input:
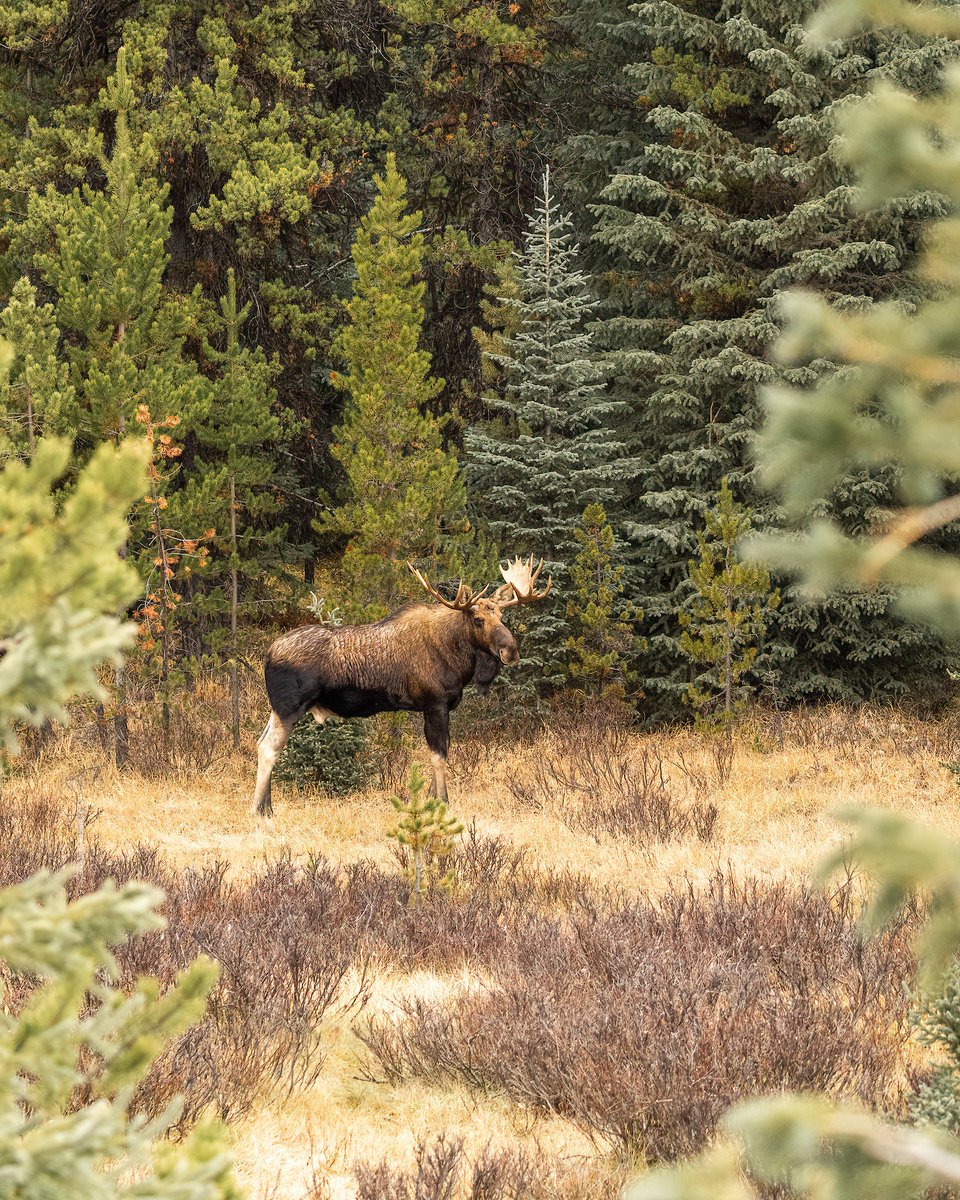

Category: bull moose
[252, 556, 551, 816]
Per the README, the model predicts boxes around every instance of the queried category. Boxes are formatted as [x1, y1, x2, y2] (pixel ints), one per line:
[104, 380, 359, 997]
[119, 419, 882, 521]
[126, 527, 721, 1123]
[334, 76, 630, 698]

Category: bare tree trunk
[26, 387, 35, 455]
[113, 323, 129, 769]
[113, 689, 129, 768]
[229, 471, 240, 750]
[160, 624, 171, 738]
[151, 471, 172, 750]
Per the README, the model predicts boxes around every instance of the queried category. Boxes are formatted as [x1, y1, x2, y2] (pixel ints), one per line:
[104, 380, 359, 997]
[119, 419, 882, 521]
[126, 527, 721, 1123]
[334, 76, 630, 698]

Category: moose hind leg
[423, 706, 450, 802]
[253, 710, 296, 817]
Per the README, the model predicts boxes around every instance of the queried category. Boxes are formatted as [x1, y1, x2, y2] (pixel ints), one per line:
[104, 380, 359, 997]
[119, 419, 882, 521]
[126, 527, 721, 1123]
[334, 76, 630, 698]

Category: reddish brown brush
[350, 1135, 616, 1200]
[358, 873, 913, 1161]
[0, 790, 915, 1159]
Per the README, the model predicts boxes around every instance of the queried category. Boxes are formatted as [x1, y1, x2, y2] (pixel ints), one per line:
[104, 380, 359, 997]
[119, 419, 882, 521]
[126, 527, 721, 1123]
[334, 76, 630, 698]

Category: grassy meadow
[5, 688, 959, 1199]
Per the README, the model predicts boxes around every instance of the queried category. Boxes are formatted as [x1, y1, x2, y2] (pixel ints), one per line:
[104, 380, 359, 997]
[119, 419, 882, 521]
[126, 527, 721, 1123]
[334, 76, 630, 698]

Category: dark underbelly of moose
[312, 686, 418, 719]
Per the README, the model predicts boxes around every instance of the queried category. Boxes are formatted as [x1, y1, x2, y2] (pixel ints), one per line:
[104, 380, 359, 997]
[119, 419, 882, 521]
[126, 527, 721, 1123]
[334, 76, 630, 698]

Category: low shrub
[0, 793, 363, 1127]
[358, 873, 913, 1162]
[0, 789, 916, 1165]
[350, 1135, 616, 1200]
[508, 724, 718, 846]
[274, 715, 372, 795]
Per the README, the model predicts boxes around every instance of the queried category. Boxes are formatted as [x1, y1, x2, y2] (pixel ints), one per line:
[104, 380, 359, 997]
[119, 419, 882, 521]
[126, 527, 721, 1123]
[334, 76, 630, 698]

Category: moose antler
[494, 555, 552, 608]
[408, 562, 491, 610]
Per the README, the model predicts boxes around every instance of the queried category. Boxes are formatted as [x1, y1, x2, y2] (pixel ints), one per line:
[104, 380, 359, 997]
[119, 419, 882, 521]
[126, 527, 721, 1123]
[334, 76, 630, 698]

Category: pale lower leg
[429, 751, 449, 802]
[253, 711, 295, 816]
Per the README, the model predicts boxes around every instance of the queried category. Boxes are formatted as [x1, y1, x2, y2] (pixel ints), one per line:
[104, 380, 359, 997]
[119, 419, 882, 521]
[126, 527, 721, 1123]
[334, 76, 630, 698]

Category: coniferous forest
[15, 2, 960, 1198]
[4, 0, 960, 731]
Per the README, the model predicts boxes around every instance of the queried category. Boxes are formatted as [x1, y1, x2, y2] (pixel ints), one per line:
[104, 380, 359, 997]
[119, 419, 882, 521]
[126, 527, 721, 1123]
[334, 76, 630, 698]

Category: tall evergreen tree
[321, 152, 469, 618]
[176, 268, 285, 744]
[24, 48, 210, 457]
[465, 166, 627, 687]
[577, 0, 960, 711]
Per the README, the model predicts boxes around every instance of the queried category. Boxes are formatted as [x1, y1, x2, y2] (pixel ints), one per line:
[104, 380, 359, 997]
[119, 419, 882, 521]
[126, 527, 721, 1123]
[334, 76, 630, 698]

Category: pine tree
[25, 50, 210, 458]
[321, 152, 470, 618]
[465, 166, 627, 689]
[387, 764, 464, 907]
[177, 268, 286, 746]
[0, 363, 235, 1195]
[579, 0, 960, 713]
[562, 503, 643, 710]
[0, 277, 74, 458]
[678, 480, 779, 727]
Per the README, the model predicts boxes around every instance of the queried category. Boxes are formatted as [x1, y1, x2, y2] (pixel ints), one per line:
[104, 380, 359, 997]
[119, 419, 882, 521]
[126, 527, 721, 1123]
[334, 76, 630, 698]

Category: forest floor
[8, 700, 960, 1199]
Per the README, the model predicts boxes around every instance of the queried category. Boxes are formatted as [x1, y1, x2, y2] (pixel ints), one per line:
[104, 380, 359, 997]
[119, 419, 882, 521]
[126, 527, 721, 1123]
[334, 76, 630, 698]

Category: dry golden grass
[9, 701, 960, 1198]
[19, 704, 960, 890]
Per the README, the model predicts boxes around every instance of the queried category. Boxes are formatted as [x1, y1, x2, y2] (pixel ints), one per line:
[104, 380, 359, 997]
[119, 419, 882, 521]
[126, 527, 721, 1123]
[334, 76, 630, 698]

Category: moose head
[408, 555, 552, 666]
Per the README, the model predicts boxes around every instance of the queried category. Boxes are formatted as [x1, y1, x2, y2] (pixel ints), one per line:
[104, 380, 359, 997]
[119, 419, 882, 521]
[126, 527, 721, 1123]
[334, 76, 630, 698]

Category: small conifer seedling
[387, 765, 464, 907]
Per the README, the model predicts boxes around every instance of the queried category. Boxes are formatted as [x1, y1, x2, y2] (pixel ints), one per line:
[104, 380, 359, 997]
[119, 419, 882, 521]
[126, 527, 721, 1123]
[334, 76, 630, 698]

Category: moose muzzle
[497, 631, 520, 665]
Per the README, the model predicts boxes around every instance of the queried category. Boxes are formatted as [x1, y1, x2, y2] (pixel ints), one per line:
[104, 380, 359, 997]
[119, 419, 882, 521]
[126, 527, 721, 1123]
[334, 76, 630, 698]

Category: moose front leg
[423, 705, 450, 802]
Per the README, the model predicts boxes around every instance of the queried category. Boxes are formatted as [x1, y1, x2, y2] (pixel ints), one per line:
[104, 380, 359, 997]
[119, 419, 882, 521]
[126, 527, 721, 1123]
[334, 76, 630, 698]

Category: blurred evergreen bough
[0, 336, 236, 1197]
[633, 2, 960, 1198]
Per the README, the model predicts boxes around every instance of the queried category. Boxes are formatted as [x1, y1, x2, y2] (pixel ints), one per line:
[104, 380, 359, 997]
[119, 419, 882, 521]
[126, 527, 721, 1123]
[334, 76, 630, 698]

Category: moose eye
[473, 616, 484, 627]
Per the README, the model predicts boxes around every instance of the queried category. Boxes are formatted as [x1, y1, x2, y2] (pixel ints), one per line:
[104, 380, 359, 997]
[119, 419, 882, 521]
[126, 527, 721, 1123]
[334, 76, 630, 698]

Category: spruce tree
[580, 0, 960, 712]
[321, 152, 469, 618]
[465, 166, 627, 688]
